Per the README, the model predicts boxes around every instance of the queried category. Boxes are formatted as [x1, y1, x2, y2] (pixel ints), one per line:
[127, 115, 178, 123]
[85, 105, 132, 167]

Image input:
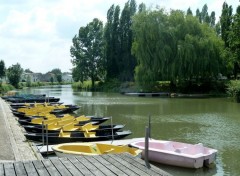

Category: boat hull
[130, 139, 217, 169]
[25, 130, 132, 144]
[23, 124, 124, 133]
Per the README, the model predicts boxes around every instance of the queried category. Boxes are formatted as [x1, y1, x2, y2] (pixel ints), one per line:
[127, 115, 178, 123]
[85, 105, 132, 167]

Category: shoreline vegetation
[1, 79, 240, 102]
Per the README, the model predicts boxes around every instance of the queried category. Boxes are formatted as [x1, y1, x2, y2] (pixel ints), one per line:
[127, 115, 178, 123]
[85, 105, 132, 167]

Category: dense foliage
[0, 60, 6, 79]
[70, 1, 239, 94]
[6, 63, 23, 88]
[51, 68, 62, 83]
[227, 80, 240, 102]
[132, 9, 224, 90]
[70, 18, 105, 90]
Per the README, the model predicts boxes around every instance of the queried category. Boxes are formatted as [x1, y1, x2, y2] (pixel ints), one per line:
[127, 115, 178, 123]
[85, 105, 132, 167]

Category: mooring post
[42, 121, 45, 146]
[111, 116, 114, 144]
[145, 126, 151, 169]
[148, 115, 151, 139]
[46, 124, 48, 159]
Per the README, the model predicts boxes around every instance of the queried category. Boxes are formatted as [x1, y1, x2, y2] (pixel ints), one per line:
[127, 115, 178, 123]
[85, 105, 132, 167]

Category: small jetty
[0, 153, 171, 176]
[124, 92, 170, 97]
[124, 92, 211, 98]
[0, 95, 172, 176]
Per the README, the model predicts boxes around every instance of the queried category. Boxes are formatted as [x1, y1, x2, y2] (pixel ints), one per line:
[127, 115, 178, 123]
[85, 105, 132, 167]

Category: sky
[0, 0, 239, 73]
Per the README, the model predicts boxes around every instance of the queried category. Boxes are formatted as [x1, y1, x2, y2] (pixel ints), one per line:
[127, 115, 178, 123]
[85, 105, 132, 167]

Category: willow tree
[132, 9, 224, 90]
[132, 9, 175, 89]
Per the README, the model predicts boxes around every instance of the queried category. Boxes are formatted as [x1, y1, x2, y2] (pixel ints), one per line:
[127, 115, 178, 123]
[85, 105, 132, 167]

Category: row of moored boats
[3, 93, 132, 144]
[2, 93, 218, 169]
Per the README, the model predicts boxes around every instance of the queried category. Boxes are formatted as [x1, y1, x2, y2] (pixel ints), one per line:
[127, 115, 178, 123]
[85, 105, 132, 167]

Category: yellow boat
[52, 143, 142, 157]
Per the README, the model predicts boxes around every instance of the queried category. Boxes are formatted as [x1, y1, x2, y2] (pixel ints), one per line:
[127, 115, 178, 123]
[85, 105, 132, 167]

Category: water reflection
[21, 85, 240, 176]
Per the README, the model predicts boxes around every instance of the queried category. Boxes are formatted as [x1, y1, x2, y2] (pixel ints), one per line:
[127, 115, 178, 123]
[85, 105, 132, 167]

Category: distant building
[21, 71, 72, 82]
[62, 72, 73, 82]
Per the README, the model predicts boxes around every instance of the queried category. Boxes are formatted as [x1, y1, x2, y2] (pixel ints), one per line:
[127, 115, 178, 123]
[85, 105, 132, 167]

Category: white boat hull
[130, 139, 217, 169]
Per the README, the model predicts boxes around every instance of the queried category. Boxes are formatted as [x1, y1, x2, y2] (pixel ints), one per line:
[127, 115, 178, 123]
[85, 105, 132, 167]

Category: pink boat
[130, 139, 217, 169]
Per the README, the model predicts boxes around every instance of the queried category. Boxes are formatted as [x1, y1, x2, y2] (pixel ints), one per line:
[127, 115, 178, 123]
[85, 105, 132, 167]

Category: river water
[21, 85, 240, 176]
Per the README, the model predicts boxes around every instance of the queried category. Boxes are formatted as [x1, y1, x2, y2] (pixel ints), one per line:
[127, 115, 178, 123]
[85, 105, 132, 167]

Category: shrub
[226, 80, 240, 102]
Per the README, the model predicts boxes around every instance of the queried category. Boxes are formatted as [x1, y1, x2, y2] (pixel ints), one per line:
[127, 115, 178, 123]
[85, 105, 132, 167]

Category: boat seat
[59, 129, 71, 137]
[62, 123, 79, 131]
[84, 129, 96, 138]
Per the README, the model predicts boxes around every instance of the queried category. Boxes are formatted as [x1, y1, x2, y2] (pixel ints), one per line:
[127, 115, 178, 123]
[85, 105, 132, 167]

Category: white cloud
[0, 0, 239, 73]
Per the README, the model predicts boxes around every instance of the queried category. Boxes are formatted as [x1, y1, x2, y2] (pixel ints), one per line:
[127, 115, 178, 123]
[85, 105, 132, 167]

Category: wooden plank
[59, 157, 83, 176]
[75, 156, 105, 176]
[106, 154, 148, 176]
[92, 155, 128, 176]
[22, 161, 38, 176]
[4, 163, 16, 176]
[67, 157, 93, 175]
[32, 160, 50, 176]
[50, 158, 72, 176]
[118, 153, 170, 176]
[42, 160, 61, 176]
[14, 162, 27, 176]
[123, 153, 171, 175]
[83, 155, 115, 176]
[100, 155, 138, 176]
[0, 163, 4, 176]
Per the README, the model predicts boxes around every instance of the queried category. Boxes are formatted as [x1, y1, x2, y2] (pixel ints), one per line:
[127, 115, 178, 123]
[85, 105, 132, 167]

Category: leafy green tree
[187, 7, 193, 16]
[105, 5, 118, 80]
[196, 8, 202, 22]
[71, 18, 105, 89]
[104, 0, 137, 81]
[0, 60, 6, 79]
[26, 75, 31, 87]
[50, 77, 54, 84]
[138, 2, 146, 13]
[210, 11, 216, 27]
[132, 9, 224, 90]
[25, 68, 33, 73]
[220, 2, 233, 47]
[118, 0, 137, 81]
[51, 68, 62, 83]
[201, 4, 210, 24]
[228, 5, 240, 78]
[6, 63, 23, 88]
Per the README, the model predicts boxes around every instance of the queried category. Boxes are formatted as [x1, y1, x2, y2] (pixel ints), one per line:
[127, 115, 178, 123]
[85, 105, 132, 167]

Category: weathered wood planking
[0, 154, 171, 176]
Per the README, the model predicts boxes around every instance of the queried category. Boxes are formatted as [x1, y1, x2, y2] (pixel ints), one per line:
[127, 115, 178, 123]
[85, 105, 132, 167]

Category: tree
[228, 5, 240, 78]
[0, 60, 6, 79]
[6, 63, 23, 88]
[25, 68, 33, 73]
[187, 7, 193, 16]
[132, 9, 224, 90]
[118, 0, 137, 81]
[104, 5, 118, 80]
[210, 11, 216, 27]
[220, 2, 233, 47]
[201, 4, 210, 24]
[71, 18, 105, 89]
[138, 3, 146, 13]
[196, 8, 202, 22]
[51, 68, 62, 83]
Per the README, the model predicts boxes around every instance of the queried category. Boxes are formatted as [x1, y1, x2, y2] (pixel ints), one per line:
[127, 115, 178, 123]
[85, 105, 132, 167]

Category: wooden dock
[124, 92, 170, 97]
[0, 153, 171, 176]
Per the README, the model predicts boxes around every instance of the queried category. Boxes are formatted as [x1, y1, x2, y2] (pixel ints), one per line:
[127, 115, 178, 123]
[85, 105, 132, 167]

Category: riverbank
[0, 98, 42, 162]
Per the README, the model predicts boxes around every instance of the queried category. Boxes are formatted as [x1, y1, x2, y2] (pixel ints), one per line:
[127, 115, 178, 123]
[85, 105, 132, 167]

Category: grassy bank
[0, 83, 15, 95]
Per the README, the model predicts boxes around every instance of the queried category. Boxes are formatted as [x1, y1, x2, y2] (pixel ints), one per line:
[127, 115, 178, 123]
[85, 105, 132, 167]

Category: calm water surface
[21, 85, 240, 176]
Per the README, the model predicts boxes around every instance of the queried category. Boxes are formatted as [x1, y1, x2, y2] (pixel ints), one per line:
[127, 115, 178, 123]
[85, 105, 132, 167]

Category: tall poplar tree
[220, 2, 233, 47]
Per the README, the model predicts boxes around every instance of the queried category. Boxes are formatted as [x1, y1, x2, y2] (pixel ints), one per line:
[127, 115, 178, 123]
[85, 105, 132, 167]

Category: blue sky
[0, 0, 238, 73]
